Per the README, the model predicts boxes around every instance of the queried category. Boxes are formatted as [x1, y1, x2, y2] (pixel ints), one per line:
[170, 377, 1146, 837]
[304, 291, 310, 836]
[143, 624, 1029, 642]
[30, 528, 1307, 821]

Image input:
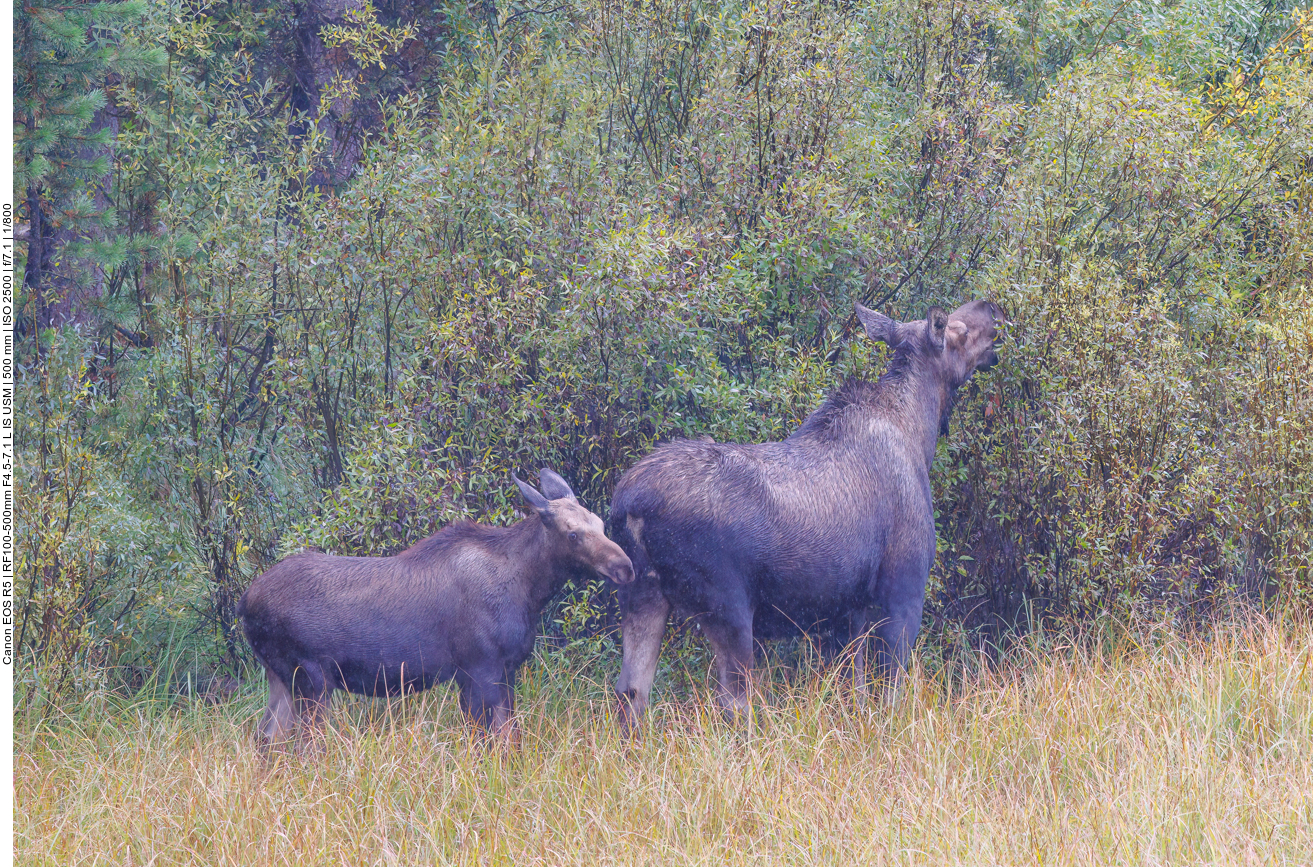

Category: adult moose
[610, 300, 1004, 729]
[239, 469, 634, 748]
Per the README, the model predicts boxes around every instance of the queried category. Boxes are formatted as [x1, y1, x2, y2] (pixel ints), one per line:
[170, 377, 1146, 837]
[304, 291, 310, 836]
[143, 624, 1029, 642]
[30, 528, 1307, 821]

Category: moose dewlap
[610, 300, 1004, 728]
[238, 469, 634, 746]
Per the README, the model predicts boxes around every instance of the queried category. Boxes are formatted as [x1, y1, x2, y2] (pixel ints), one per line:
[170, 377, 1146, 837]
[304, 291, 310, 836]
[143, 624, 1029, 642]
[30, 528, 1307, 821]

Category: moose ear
[537, 467, 578, 502]
[514, 473, 552, 514]
[855, 303, 898, 345]
[925, 306, 948, 354]
[991, 300, 1010, 332]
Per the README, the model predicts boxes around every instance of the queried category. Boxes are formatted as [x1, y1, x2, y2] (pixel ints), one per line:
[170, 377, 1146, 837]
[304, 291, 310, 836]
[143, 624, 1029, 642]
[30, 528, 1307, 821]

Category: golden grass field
[14, 618, 1313, 866]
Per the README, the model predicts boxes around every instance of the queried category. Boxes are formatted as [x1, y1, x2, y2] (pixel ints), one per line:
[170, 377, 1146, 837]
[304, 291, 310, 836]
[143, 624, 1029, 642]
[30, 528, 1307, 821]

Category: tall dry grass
[15, 618, 1313, 866]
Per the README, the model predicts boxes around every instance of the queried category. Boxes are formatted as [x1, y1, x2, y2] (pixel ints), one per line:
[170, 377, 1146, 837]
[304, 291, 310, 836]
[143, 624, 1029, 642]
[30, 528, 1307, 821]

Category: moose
[238, 469, 635, 747]
[609, 300, 1004, 729]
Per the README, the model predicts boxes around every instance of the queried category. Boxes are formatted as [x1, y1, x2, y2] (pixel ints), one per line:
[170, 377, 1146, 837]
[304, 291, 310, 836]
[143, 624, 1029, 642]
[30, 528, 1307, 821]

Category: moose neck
[797, 358, 958, 473]
[513, 516, 575, 611]
[888, 358, 956, 469]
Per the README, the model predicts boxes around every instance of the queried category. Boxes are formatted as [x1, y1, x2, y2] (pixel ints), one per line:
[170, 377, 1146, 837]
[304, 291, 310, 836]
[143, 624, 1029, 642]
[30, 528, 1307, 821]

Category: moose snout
[603, 554, 636, 585]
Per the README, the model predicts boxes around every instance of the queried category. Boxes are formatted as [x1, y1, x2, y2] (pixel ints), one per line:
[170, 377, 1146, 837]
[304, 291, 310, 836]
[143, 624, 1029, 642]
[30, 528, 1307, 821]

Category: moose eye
[568, 532, 579, 543]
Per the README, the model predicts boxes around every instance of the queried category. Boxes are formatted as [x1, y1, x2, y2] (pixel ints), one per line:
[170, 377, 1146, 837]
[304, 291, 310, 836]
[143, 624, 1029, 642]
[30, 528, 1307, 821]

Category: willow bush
[931, 34, 1313, 638]
[14, 0, 1313, 695]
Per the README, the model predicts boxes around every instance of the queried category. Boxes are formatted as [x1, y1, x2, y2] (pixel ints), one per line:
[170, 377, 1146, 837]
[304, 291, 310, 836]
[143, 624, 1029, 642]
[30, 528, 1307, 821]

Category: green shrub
[14, 0, 1313, 700]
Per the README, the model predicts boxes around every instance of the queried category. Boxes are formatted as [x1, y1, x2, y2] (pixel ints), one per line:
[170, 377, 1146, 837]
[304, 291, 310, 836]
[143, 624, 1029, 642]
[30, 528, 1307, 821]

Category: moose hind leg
[847, 610, 872, 696]
[701, 612, 755, 722]
[615, 583, 670, 733]
[290, 661, 334, 748]
[256, 665, 297, 748]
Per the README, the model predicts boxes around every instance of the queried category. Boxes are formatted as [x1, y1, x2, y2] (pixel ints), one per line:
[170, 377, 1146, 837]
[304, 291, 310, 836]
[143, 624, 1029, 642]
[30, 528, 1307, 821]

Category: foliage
[12, 0, 1313, 698]
[928, 40, 1313, 637]
[13, 0, 163, 208]
[13, 0, 165, 331]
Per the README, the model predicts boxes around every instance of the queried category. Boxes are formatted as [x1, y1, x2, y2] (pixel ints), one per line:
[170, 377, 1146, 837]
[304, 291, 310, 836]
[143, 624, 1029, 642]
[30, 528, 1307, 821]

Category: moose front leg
[868, 531, 934, 691]
[458, 671, 519, 746]
[847, 609, 874, 696]
[871, 611, 919, 698]
[873, 558, 930, 691]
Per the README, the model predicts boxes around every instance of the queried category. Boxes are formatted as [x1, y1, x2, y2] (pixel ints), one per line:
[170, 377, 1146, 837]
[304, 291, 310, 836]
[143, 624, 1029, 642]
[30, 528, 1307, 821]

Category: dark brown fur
[238, 469, 634, 747]
[610, 300, 1004, 728]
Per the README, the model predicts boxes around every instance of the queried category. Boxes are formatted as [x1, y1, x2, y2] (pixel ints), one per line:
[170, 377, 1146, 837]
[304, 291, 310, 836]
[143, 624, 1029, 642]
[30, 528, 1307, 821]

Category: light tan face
[942, 300, 1003, 386]
[546, 500, 636, 585]
[516, 470, 636, 585]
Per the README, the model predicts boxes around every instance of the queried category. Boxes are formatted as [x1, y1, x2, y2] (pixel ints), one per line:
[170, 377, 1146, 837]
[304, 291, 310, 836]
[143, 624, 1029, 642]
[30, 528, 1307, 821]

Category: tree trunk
[289, 0, 372, 187]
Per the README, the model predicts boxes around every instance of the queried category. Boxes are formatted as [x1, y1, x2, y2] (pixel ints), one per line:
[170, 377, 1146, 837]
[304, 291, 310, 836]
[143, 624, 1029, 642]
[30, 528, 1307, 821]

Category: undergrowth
[15, 615, 1313, 866]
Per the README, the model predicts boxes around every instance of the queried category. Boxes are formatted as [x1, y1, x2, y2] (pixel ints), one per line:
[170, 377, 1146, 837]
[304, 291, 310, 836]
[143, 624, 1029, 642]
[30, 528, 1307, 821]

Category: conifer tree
[13, 0, 162, 339]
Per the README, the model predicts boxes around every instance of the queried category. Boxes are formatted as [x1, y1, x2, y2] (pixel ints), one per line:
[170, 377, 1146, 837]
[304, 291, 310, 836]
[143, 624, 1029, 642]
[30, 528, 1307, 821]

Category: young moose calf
[238, 469, 634, 747]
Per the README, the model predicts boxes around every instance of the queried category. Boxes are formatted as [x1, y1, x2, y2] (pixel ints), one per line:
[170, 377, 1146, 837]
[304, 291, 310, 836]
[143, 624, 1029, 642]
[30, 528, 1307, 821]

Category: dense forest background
[14, 0, 1313, 703]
